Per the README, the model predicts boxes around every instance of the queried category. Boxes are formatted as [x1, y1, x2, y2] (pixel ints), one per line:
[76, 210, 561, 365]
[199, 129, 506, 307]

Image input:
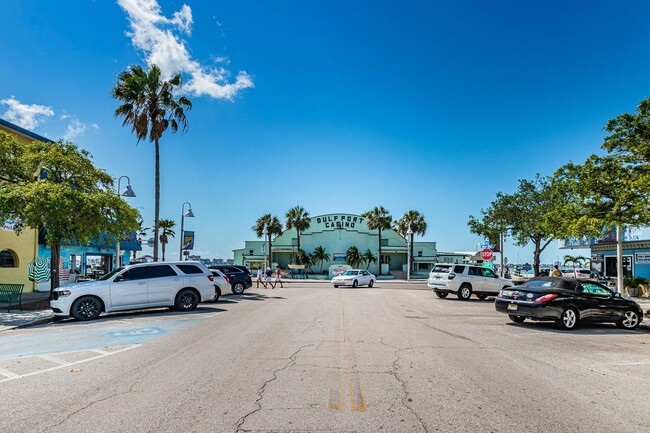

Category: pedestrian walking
[551, 265, 562, 277]
[256, 267, 266, 288]
[265, 267, 273, 289]
[275, 265, 284, 288]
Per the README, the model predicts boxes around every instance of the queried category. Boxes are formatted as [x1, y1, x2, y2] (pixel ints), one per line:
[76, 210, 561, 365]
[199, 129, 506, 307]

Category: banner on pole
[182, 231, 194, 250]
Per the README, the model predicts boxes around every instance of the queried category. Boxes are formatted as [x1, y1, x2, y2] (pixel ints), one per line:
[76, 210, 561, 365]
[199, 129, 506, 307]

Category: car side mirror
[614, 292, 622, 298]
[114, 275, 124, 282]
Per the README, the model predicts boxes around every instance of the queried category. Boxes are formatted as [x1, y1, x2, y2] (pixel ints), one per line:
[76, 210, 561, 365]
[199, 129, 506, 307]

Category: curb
[0, 315, 55, 333]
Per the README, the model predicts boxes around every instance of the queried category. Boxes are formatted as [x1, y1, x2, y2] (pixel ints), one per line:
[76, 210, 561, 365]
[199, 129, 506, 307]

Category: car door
[109, 266, 149, 308]
[146, 265, 182, 305]
[466, 266, 484, 291]
[580, 282, 623, 320]
[361, 271, 370, 285]
[480, 268, 500, 294]
[576, 282, 611, 320]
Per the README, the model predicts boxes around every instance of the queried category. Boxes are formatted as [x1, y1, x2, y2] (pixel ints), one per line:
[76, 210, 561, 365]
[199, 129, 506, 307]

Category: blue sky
[2, 0, 649, 264]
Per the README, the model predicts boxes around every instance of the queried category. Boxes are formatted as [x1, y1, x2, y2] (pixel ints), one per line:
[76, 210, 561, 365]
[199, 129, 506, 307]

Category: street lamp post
[179, 202, 194, 261]
[115, 176, 136, 270]
[262, 223, 268, 270]
[407, 225, 413, 281]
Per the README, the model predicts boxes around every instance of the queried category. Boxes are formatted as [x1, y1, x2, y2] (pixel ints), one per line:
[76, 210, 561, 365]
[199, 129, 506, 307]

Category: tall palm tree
[361, 249, 378, 270]
[112, 64, 192, 262]
[253, 214, 282, 266]
[133, 218, 149, 261]
[158, 219, 176, 261]
[393, 210, 427, 273]
[285, 206, 311, 263]
[363, 206, 392, 275]
[311, 245, 331, 272]
[563, 254, 587, 272]
[345, 246, 363, 269]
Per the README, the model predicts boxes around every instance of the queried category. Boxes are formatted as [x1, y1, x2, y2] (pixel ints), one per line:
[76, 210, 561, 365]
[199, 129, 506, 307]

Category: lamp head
[122, 184, 136, 198]
[185, 208, 195, 218]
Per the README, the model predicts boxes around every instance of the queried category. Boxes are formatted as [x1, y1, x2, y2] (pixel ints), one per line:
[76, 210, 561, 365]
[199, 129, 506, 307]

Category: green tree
[361, 249, 378, 270]
[158, 219, 176, 261]
[296, 249, 313, 270]
[563, 254, 587, 271]
[345, 246, 363, 269]
[469, 174, 569, 276]
[363, 206, 392, 275]
[602, 97, 650, 169]
[393, 210, 427, 273]
[285, 206, 311, 263]
[0, 140, 139, 293]
[310, 245, 331, 272]
[112, 64, 192, 262]
[252, 214, 283, 266]
[0, 131, 31, 184]
[133, 218, 149, 261]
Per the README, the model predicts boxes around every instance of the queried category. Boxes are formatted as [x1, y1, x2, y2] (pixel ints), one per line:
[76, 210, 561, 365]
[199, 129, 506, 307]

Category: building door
[604, 255, 633, 278]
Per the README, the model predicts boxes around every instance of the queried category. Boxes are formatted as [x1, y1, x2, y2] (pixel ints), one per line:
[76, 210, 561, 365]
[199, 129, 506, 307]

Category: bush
[623, 276, 646, 288]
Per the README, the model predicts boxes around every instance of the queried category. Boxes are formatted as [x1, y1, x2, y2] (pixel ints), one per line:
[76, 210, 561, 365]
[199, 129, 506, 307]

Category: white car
[332, 269, 376, 288]
[211, 269, 234, 299]
[427, 263, 512, 300]
[50, 261, 217, 321]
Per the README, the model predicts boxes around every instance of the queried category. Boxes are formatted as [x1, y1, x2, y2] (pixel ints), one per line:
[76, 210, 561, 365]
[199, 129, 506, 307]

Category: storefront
[234, 213, 437, 276]
[591, 241, 650, 279]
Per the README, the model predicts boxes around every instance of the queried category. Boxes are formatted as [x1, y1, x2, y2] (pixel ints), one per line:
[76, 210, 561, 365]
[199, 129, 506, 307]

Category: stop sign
[480, 248, 493, 261]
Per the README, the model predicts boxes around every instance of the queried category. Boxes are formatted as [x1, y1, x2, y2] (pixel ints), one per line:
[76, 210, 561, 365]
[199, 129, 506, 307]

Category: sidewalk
[0, 291, 54, 332]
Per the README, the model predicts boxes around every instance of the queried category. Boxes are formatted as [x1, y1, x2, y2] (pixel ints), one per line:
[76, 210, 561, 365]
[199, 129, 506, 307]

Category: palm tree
[361, 249, 378, 270]
[285, 206, 311, 263]
[252, 214, 283, 266]
[158, 219, 176, 261]
[345, 246, 363, 269]
[363, 206, 392, 275]
[563, 254, 588, 273]
[311, 245, 331, 272]
[296, 249, 313, 271]
[112, 64, 192, 262]
[393, 210, 427, 273]
[133, 218, 149, 261]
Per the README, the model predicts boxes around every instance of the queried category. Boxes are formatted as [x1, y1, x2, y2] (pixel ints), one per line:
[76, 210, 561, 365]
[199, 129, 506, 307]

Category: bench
[0, 284, 25, 311]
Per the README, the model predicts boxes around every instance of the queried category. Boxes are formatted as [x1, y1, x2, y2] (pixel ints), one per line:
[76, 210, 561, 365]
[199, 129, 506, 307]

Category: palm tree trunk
[49, 240, 61, 298]
[378, 228, 382, 276]
[162, 242, 166, 261]
[153, 139, 160, 262]
[297, 230, 301, 259]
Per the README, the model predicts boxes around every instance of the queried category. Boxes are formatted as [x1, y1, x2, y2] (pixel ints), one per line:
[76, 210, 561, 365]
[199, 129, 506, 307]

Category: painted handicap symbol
[108, 327, 165, 338]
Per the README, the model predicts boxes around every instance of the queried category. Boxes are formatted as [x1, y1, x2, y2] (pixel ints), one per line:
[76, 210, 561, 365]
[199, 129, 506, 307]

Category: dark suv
[208, 265, 252, 294]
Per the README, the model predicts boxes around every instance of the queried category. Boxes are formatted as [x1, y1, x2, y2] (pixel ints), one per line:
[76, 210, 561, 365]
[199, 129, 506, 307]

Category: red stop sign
[480, 248, 493, 261]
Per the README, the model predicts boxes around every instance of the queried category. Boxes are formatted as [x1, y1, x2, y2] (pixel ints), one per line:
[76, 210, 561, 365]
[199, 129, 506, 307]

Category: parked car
[50, 261, 216, 321]
[563, 269, 591, 279]
[332, 269, 375, 288]
[210, 269, 233, 300]
[208, 265, 252, 294]
[427, 263, 512, 300]
[494, 276, 643, 330]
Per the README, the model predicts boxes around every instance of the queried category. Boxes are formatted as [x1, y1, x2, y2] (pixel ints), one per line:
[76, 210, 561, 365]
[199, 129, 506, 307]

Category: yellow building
[0, 119, 52, 292]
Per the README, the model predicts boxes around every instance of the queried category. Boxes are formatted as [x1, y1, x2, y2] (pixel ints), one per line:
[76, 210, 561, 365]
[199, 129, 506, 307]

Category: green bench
[0, 284, 25, 311]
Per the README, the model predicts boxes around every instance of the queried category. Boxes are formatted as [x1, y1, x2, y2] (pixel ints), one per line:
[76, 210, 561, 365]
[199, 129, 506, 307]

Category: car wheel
[368, 279, 374, 287]
[352, 280, 358, 288]
[509, 315, 526, 323]
[71, 296, 102, 321]
[333, 285, 339, 288]
[434, 291, 448, 298]
[457, 284, 472, 300]
[213, 287, 221, 302]
[617, 310, 640, 330]
[232, 282, 245, 294]
[477, 294, 488, 300]
[556, 308, 579, 330]
[175, 289, 199, 312]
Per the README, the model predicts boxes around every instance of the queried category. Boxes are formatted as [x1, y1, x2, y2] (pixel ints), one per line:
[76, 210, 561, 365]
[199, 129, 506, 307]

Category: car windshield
[431, 265, 451, 273]
[342, 271, 358, 276]
[98, 267, 125, 281]
[524, 279, 557, 287]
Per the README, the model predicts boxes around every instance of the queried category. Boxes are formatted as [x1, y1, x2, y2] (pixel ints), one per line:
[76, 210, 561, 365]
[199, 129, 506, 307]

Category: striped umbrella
[28, 257, 50, 283]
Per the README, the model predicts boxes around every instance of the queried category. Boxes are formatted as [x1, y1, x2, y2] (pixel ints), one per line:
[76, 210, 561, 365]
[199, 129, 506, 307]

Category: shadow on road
[505, 321, 649, 335]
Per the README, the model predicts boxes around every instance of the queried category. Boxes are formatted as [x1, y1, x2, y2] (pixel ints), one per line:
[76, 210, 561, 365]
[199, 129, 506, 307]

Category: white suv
[427, 263, 512, 300]
[51, 261, 217, 320]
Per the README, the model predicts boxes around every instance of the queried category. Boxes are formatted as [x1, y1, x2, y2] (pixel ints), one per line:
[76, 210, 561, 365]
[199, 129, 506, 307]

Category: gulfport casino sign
[314, 214, 365, 230]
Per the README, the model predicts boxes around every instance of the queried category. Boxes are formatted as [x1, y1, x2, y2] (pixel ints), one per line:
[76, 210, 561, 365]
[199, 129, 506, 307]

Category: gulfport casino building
[234, 213, 438, 275]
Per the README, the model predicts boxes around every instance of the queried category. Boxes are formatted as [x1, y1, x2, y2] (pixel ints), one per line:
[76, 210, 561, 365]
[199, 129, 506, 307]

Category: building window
[417, 250, 423, 257]
[249, 250, 253, 255]
[604, 255, 633, 278]
[0, 249, 17, 268]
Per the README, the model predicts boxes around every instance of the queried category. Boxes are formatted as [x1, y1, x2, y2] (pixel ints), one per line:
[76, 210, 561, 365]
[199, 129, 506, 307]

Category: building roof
[0, 118, 53, 143]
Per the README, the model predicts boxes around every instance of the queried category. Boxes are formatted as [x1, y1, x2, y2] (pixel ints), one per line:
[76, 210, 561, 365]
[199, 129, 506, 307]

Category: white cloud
[1, 96, 54, 130]
[63, 119, 88, 141]
[117, 0, 254, 101]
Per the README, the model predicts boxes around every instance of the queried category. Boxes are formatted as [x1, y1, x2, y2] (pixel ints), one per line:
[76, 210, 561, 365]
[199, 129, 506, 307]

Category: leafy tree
[310, 245, 331, 272]
[296, 249, 313, 270]
[363, 206, 392, 275]
[285, 206, 311, 263]
[361, 249, 378, 270]
[345, 246, 363, 269]
[602, 97, 650, 169]
[158, 219, 176, 261]
[393, 210, 427, 272]
[563, 254, 587, 271]
[252, 214, 282, 266]
[469, 174, 569, 276]
[0, 131, 30, 184]
[0, 140, 139, 294]
[112, 64, 192, 262]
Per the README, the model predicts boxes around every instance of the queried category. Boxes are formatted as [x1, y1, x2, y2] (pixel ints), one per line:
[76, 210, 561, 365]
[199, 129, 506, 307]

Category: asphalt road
[1, 281, 649, 433]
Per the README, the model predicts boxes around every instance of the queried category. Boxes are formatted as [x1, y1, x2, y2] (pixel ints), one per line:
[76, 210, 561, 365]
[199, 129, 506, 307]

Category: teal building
[233, 213, 437, 275]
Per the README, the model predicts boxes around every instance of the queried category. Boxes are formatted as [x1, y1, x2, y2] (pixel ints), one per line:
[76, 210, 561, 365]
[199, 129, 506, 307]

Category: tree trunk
[378, 228, 382, 276]
[533, 241, 541, 277]
[49, 240, 61, 298]
[153, 138, 160, 262]
[162, 241, 166, 261]
[296, 230, 301, 262]
[616, 225, 624, 294]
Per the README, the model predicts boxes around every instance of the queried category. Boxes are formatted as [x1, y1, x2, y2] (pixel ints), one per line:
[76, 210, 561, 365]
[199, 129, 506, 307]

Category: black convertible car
[495, 277, 643, 330]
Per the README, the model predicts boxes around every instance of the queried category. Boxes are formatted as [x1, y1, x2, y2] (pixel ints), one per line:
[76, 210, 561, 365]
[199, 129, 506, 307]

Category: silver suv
[427, 263, 512, 300]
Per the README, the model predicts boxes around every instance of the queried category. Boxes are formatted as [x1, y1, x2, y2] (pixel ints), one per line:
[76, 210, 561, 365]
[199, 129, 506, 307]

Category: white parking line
[38, 354, 70, 366]
[0, 344, 140, 383]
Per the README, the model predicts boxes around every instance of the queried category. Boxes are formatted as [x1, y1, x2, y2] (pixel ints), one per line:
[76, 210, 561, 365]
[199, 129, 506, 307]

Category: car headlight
[56, 290, 72, 297]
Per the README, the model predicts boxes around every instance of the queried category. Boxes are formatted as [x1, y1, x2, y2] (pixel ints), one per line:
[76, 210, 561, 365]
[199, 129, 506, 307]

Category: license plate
[507, 303, 518, 311]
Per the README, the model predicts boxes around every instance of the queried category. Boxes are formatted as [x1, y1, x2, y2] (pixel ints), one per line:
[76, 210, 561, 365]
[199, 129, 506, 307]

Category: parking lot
[1, 281, 649, 433]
